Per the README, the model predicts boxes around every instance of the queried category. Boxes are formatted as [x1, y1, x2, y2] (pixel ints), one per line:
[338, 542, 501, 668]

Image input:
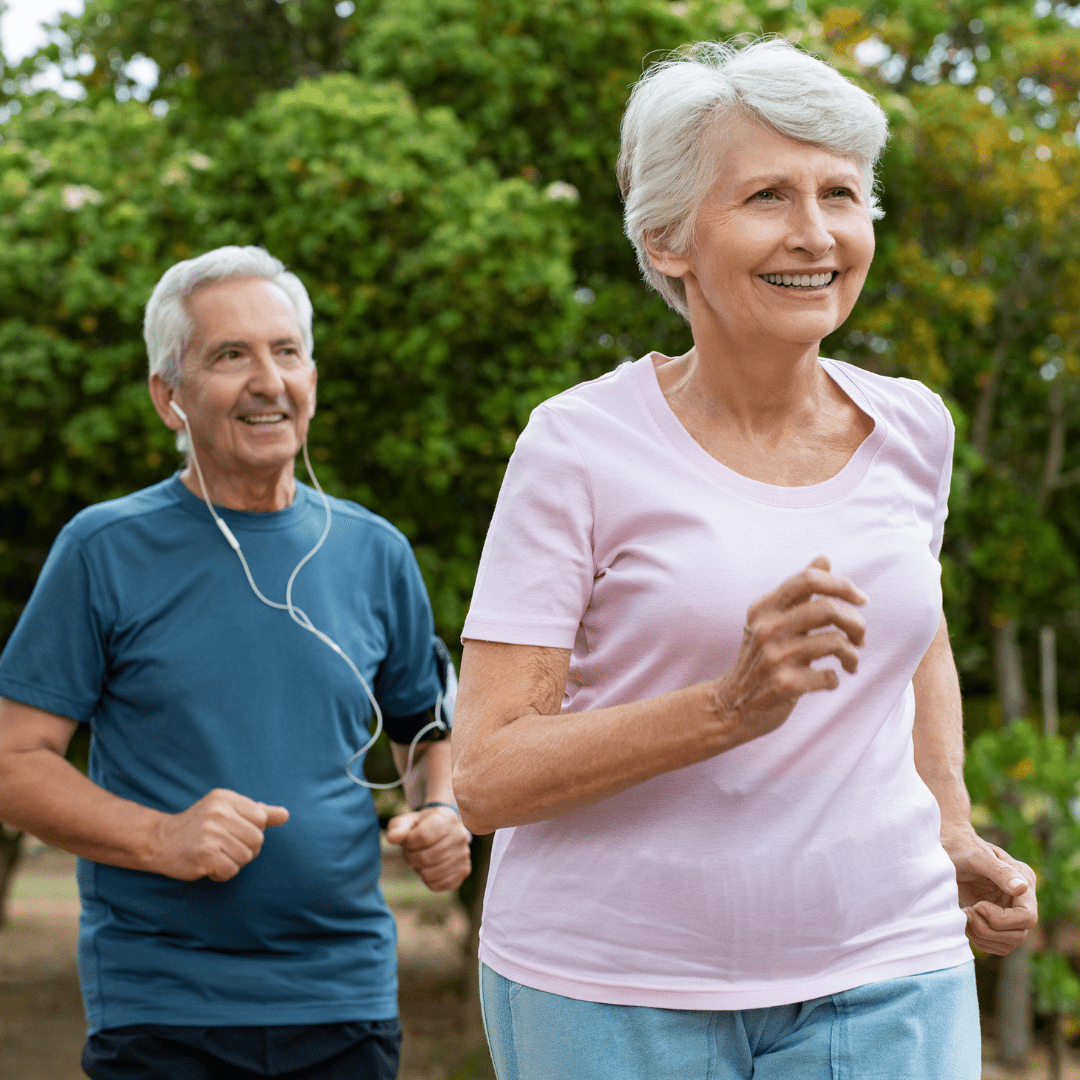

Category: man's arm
[0, 696, 288, 882]
[385, 738, 471, 893]
[912, 613, 1037, 955]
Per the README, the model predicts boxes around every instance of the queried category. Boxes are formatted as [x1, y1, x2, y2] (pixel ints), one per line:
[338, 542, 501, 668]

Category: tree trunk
[994, 618, 1033, 1065]
[995, 618, 1028, 723]
[998, 938, 1034, 1066]
[0, 824, 24, 928]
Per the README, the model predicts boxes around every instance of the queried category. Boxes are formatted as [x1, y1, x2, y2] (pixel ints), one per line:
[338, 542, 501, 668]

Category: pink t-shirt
[463, 353, 971, 1010]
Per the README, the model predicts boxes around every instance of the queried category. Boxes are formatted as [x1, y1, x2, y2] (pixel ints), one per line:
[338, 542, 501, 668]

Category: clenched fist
[715, 555, 867, 748]
[146, 788, 289, 881]
[386, 805, 472, 893]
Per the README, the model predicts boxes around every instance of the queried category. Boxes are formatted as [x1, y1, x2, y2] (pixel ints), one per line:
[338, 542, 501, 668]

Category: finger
[418, 853, 473, 892]
[969, 845, 1034, 897]
[762, 596, 867, 647]
[762, 631, 861, 676]
[400, 827, 467, 865]
[767, 665, 841, 698]
[398, 809, 463, 849]
[764, 560, 868, 612]
[385, 811, 421, 845]
[965, 907, 1029, 955]
[972, 899, 1039, 933]
[260, 805, 289, 828]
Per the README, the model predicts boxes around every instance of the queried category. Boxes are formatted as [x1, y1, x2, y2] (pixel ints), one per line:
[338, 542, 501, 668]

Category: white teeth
[240, 414, 286, 424]
[763, 272, 835, 288]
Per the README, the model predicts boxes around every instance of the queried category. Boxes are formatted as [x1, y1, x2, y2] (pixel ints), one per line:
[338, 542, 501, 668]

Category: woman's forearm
[452, 649, 729, 834]
[454, 561, 867, 834]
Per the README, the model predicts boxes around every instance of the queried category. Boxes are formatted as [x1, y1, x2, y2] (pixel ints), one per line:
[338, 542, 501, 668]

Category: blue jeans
[480, 962, 980, 1079]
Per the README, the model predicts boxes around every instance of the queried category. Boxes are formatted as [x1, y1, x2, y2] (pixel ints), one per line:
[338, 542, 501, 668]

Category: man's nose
[246, 350, 288, 397]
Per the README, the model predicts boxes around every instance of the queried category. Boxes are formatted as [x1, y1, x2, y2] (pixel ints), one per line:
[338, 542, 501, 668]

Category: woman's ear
[643, 231, 691, 279]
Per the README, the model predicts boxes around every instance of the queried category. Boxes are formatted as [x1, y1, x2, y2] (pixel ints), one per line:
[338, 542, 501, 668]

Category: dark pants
[82, 1020, 401, 1079]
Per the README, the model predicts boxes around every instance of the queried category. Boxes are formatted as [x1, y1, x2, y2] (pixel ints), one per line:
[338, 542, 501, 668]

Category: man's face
[157, 277, 317, 485]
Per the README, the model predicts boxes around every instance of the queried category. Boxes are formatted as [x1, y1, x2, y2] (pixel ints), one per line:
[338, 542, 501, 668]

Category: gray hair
[144, 245, 314, 387]
[618, 38, 889, 319]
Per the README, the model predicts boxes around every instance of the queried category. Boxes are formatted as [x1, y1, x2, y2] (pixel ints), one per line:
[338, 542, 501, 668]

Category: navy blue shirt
[0, 476, 441, 1032]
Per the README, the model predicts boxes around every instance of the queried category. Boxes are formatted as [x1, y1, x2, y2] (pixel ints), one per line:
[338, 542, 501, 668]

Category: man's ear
[148, 374, 185, 432]
[643, 230, 691, 279]
[307, 363, 318, 419]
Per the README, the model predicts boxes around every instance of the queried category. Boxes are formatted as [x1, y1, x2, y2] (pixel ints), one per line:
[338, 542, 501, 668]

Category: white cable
[172, 404, 446, 791]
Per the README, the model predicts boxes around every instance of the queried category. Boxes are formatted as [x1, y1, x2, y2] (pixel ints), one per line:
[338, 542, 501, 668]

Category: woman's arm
[453, 556, 866, 834]
[912, 613, 1037, 954]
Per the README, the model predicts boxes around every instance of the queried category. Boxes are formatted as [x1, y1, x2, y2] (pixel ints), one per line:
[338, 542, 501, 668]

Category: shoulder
[303, 486, 416, 562]
[823, 358, 952, 446]
[518, 361, 640, 459]
[58, 478, 185, 549]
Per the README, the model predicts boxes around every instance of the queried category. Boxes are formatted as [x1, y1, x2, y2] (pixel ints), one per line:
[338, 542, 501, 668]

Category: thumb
[808, 555, 831, 572]
[261, 804, 290, 828]
[982, 847, 1029, 895]
[386, 811, 421, 845]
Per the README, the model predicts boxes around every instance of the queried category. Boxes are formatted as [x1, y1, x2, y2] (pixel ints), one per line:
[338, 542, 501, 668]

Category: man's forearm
[390, 737, 456, 809]
[912, 612, 972, 831]
[0, 743, 164, 870]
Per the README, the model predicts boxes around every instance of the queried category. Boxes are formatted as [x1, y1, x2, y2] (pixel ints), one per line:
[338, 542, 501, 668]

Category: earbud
[169, 401, 188, 422]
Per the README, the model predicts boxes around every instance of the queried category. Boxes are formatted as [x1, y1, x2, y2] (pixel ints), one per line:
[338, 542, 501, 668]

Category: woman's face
[649, 114, 876, 351]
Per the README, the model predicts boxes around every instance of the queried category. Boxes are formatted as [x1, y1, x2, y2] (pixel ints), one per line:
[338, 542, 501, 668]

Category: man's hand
[386, 805, 471, 892]
[942, 823, 1037, 955]
[147, 788, 289, 882]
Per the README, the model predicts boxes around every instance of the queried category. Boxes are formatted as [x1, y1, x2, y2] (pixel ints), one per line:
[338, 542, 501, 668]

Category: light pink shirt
[463, 354, 971, 1009]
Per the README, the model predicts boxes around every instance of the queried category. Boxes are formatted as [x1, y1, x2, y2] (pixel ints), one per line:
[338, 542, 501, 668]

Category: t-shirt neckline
[631, 353, 888, 508]
[170, 473, 317, 532]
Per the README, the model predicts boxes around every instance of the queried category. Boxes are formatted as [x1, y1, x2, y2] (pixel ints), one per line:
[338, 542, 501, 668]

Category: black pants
[82, 1020, 401, 1079]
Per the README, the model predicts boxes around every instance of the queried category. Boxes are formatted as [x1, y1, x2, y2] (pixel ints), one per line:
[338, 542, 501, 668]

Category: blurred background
[0, 0, 1077, 1076]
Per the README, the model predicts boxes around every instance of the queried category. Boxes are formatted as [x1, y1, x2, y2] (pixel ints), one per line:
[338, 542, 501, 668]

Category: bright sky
[2, 0, 85, 64]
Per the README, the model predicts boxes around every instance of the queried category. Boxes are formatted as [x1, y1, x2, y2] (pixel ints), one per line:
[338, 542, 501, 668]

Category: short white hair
[144, 245, 314, 387]
[618, 38, 889, 319]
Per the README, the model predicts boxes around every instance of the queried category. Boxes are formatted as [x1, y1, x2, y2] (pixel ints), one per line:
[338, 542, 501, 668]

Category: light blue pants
[480, 961, 980, 1079]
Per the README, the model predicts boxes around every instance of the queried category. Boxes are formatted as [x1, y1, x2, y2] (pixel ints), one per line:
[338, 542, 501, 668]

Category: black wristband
[418, 801, 460, 818]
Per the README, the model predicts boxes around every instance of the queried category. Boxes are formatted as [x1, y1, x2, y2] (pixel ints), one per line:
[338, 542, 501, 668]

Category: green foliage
[967, 721, 1080, 1013]
[1, 0, 1080, 716]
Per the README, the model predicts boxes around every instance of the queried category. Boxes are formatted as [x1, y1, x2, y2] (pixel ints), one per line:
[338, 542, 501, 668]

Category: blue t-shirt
[0, 476, 441, 1033]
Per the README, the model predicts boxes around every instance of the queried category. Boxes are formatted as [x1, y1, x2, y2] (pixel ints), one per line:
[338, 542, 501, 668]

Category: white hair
[618, 38, 889, 319]
[144, 245, 314, 387]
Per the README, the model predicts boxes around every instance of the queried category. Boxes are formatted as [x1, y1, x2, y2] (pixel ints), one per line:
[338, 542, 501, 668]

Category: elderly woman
[452, 39, 1037, 1080]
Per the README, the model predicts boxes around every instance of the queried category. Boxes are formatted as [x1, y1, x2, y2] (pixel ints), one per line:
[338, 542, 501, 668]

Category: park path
[0, 846, 488, 1080]
[0, 847, 1073, 1080]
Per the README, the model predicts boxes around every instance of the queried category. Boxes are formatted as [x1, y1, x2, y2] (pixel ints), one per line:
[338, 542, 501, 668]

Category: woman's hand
[941, 824, 1038, 954]
[714, 555, 867, 747]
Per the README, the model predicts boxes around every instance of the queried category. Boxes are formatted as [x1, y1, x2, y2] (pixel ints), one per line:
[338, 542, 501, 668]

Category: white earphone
[168, 398, 448, 789]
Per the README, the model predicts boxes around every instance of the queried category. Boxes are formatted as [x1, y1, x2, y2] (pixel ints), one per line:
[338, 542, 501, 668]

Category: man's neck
[179, 463, 298, 512]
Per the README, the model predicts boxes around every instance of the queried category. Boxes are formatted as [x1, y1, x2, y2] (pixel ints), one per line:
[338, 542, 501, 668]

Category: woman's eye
[750, 189, 776, 202]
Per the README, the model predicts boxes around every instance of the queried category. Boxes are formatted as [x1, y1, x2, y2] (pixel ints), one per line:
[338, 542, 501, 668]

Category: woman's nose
[786, 199, 835, 258]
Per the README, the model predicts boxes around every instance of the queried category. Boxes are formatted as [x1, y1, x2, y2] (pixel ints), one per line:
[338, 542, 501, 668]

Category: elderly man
[0, 246, 471, 1079]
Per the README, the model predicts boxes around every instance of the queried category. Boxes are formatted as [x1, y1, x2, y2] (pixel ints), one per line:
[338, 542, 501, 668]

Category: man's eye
[827, 188, 853, 199]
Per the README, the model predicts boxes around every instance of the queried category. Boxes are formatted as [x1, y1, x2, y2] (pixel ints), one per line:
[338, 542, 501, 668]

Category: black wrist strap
[418, 800, 460, 818]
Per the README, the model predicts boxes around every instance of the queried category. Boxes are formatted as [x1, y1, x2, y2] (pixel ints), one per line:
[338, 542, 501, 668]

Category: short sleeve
[0, 523, 109, 722]
[463, 404, 594, 648]
[929, 395, 955, 559]
[374, 540, 441, 737]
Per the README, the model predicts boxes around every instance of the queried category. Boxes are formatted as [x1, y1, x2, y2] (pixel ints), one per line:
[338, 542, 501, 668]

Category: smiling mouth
[760, 271, 839, 289]
[238, 413, 288, 425]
